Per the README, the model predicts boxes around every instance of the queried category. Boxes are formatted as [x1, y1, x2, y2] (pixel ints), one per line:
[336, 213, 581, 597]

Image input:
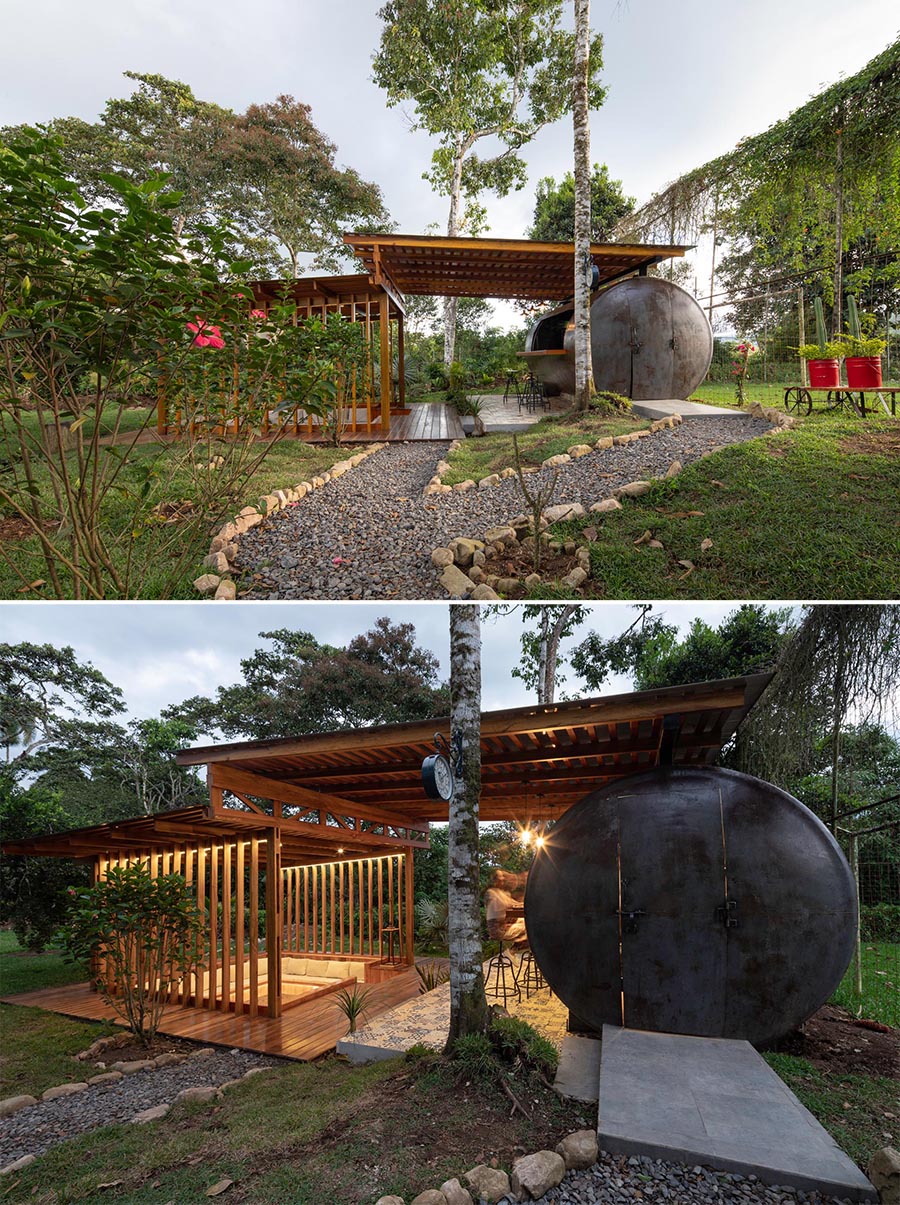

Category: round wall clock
[421, 753, 454, 800]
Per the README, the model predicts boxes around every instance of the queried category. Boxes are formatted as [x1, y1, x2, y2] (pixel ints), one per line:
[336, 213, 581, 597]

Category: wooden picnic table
[783, 384, 899, 417]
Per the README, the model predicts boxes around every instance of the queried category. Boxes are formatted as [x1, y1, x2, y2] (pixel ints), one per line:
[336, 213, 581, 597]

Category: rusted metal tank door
[628, 284, 674, 399]
[590, 285, 633, 395]
[616, 776, 727, 1035]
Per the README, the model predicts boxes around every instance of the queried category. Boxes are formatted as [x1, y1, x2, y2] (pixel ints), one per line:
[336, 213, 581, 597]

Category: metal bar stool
[484, 921, 521, 1007]
[516, 946, 545, 999]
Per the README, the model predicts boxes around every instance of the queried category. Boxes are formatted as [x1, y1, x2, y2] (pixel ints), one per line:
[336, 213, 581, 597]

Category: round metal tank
[524, 766, 856, 1047]
[550, 276, 713, 400]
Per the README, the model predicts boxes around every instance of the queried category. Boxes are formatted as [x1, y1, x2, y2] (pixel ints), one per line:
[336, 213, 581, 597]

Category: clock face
[422, 754, 454, 800]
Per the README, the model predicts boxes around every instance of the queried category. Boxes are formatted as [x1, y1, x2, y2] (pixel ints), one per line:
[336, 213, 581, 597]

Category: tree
[222, 95, 390, 277]
[373, 0, 606, 366]
[63, 862, 205, 1043]
[167, 619, 449, 741]
[3, 73, 389, 278]
[1, 642, 124, 770]
[732, 606, 900, 831]
[572, 0, 595, 411]
[570, 604, 793, 693]
[529, 164, 634, 244]
[492, 603, 588, 704]
[623, 39, 900, 335]
[444, 604, 489, 1049]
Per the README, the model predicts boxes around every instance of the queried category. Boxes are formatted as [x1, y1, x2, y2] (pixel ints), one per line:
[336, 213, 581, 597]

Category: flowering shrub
[732, 340, 759, 405]
[62, 862, 206, 1043]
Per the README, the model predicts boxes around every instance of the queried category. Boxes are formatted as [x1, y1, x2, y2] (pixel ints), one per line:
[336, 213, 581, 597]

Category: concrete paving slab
[631, 398, 746, 420]
[598, 1026, 878, 1202]
[553, 1034, 602, 1103]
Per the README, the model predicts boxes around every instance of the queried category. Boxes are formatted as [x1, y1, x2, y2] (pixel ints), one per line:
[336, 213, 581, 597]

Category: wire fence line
[690, 261, 899, 388]
[832, 840, 899, 1028]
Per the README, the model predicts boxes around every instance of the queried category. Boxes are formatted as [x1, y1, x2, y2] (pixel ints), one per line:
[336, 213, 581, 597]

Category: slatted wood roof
[2, 676, 771, 865]
[249, 274, 402, 316]
[343, 233, 689, 300]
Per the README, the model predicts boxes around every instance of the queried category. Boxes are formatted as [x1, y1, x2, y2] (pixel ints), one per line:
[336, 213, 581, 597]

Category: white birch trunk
[573, 0, 594, 411]
[444, 603, 489, 1049]
[443, 143, 466, 368]
[538, 604, 580, 705]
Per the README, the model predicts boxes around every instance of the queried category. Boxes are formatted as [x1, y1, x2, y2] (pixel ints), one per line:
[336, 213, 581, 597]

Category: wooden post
[222, 842, 232, 1011]
[405, 850, 415, 966]
[235, 840, 245, 1016]
[397, 312, 406, 409]
[197, 844, 207, 1008]
[265, 829, 281, 1018]
[797, 288, 808, 387]
[379, 295, 392, 433]
[209, 844, 219, 1010]
[249, 837, 259, 1018]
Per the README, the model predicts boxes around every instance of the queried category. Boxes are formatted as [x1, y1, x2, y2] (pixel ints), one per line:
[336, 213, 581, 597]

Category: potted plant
[837, 297, 885, 389]
[797, 297, 841, 388]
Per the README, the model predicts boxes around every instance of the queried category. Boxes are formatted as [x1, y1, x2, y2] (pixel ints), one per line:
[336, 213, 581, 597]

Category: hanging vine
[618, 38, 900, 328]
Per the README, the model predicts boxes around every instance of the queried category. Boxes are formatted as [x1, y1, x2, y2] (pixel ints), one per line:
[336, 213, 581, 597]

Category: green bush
[488, 1014, 558, 1078]
[860, 903, 900, 942]
[589, 390, 632, 414]
[450, 1031, 496, 1079]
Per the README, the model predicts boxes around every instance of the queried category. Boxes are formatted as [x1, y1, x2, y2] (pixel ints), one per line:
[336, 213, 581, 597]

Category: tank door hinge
[616, 907, 645, 934]
[716, 898, 739, 928]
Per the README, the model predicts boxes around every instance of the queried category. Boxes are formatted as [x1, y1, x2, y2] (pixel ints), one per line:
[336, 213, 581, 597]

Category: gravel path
[236, 417, 773, 599]
[532, 1151, 856, 1205]
[0, 1048, 281, 1165]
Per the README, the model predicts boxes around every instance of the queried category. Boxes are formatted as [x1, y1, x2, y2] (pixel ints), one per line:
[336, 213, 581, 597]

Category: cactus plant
[813, 296, 829, 354]
[847, 295, 862, 341]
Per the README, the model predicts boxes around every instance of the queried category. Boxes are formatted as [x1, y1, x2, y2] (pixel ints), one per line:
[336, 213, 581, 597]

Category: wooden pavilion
[1, 674, 768, 1056]
[157, 235, 687, 442]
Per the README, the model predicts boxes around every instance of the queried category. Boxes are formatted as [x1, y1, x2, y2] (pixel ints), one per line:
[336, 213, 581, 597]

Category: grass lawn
[443, 405, 644, 485]
[0, 412, 360, 600]
[832, 941, 900, 1028]
[0, 931, 84, 995]
[536, 410, 900, 600]
[763, 1053, 897, 1171]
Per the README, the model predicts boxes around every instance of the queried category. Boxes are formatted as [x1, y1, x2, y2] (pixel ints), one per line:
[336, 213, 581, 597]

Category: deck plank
[1, 969, 426, 1062]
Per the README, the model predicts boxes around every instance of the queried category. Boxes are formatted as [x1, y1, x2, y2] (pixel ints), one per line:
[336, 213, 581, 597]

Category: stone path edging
[0, 1041, 278, 1173]
[192, 442, 387, 600]
[423, 415, 684, 498]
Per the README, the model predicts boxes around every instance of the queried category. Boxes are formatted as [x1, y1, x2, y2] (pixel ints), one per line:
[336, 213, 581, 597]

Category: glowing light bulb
[337, 847, 344, 855]
[519, 829, 531, 846]
[534, 834, 546, 849]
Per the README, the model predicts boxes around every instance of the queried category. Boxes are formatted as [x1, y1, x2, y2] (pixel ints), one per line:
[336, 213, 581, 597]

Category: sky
[1, 0, 895, 327]
[0, 601, 762, 731]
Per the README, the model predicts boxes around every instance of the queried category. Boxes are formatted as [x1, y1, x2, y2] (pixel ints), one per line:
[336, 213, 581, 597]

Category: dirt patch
[839, 430, 900, 457]
[0, 516, 56, 544]
[773, 1004, 899, 1079]
[95, 1034, 205, 1066]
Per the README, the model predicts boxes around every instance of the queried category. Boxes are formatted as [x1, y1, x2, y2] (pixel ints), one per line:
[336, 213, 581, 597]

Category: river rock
[556, 1129, 598, 1170]
[439, 1178, 473, 1205]
[0, 1096, 37, 1119]
[869, 1147, 900, 1204]
[440, 564, 476, 598]
[463, 1165, 510, 1203]
[42, 1083, 88, 1101]
[511, 1150, 566, 1199]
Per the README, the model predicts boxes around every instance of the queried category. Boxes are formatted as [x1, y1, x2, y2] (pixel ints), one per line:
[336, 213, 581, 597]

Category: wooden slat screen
[94, 834, 271, 1019]
[282, 853, 412, 962]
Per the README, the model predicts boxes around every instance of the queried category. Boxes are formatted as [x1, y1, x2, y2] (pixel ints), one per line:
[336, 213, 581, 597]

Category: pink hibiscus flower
[187, 318, 225, 349]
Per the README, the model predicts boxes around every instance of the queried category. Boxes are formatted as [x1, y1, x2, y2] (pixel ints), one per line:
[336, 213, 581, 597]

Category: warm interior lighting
[519, 828, 532, 846]
[336, 847, 344, 855]
[534, 834, 546, 849]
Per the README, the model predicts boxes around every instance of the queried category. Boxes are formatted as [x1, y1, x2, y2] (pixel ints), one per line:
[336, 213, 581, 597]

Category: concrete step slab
[632, 398, 747, 419]
[598, 1025, 877, 1203]
[554, 1034, 602, 1103]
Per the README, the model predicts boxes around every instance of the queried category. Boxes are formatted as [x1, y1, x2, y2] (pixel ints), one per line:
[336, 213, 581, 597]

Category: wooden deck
[1, 968, 426, 1062]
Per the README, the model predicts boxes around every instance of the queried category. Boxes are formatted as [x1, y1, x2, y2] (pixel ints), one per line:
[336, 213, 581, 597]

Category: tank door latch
[616, 907, 645, 934]
[716, 898, 739, 928]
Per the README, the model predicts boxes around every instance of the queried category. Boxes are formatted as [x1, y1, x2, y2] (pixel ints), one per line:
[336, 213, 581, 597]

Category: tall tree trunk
[572, 0, 593, 411]
[538, 604, 580, 704]
[443, 143, 466, 367]
[444, 604, 489, 1050]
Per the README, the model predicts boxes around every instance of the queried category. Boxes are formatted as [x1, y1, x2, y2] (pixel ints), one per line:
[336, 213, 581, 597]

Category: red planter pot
[845, 357, 882, 389]
[807, 358, 841, 388]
